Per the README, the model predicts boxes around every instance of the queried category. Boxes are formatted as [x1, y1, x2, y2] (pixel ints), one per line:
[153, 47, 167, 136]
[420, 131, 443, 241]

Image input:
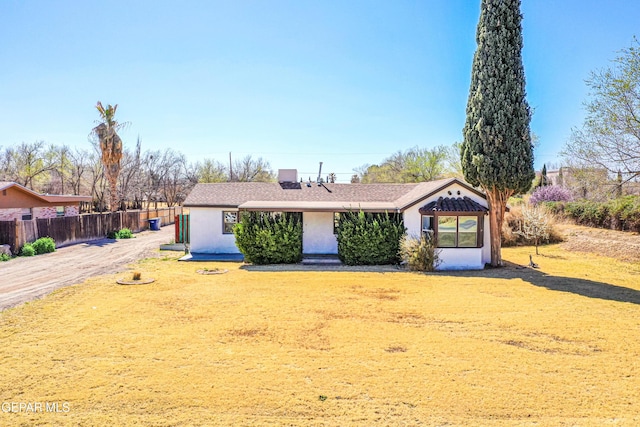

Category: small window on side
[421, 215, 433, 233]
[223, 211, 238, 234]
[21, 208, 32, 220]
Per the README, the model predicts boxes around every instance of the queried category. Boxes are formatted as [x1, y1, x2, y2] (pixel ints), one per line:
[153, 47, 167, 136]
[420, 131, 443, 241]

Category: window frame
[222, 210, 239, 234]
[333, 212, 340, 235]
[421, 215, 433, 234]
[423, 212, 484, 249]
[56, 206, 65, 217]
[21, 208, 32, 221]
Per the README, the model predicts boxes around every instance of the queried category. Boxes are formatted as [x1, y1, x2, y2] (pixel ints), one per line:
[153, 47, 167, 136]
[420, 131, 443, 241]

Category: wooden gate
[175, 214, 190, 243]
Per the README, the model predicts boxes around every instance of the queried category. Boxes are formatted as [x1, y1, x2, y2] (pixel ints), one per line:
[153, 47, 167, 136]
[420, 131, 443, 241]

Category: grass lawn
[1, 245, 640, 426]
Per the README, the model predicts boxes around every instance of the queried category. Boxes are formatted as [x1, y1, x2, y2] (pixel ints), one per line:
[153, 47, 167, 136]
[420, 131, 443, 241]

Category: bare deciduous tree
[2, 141, 56, 190]
[232, 155, 274, 182]
[515, 204, 550, 255]
[563, 39, 640, 183]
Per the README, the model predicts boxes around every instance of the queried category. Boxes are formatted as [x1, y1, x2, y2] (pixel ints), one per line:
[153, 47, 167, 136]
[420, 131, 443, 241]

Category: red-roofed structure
[0, 182, 91, 221]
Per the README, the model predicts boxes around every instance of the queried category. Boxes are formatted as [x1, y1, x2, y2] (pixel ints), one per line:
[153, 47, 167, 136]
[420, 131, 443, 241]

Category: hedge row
[233, 212, 303, 264]
[336, 211, 405, 265]
[545, 196, 640, 231]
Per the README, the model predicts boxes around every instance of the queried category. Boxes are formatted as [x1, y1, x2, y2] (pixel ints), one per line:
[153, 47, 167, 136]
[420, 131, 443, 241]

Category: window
[429, 214, 483, 248]
[223, 211, 238, 234]
[21, 208, 32, 220]
[56, 206, 65, 217]
[457, 216, 478, 247]
[334, 212, 341, 234]
[421, 216, 433, 233]
[437, 216, 458, 247]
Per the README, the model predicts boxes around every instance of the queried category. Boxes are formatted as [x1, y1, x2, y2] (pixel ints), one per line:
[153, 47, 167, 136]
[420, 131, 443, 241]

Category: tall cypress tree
[539, 164, 549, 187]
[462, 0, 534, 267]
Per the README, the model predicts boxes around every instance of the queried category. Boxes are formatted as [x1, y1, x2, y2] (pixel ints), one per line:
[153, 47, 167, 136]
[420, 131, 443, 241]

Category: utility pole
[229, 152, 233, 182]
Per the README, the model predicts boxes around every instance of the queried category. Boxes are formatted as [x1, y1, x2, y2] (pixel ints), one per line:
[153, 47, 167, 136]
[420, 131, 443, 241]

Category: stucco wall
[189, 207, 240, 254]
[302, 212, 337, 254]
[402, 182, 490, 269]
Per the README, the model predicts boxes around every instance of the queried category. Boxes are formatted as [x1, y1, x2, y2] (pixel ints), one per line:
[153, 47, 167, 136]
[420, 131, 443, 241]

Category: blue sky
[1, 1, 638, 182]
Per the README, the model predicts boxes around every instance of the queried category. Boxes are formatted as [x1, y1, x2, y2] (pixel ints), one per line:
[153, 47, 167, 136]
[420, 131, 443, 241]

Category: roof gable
[0, 182, 91, 206]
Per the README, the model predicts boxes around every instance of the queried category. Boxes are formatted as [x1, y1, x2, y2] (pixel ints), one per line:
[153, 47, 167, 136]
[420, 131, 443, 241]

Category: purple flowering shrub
[530, 185, 573, 205]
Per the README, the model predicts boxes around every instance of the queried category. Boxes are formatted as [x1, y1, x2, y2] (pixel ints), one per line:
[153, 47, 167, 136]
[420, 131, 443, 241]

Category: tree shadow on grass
[439, 262, 640, 305]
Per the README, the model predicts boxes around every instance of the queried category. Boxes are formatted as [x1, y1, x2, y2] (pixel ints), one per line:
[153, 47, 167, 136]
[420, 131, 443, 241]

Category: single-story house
[0, 182, 92, 221]
[183, 171, 492, 269]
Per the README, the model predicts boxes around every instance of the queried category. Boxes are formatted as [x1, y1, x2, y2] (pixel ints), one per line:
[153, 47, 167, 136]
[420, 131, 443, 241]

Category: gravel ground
[557, 222, 640, 263]
[0, 226, 174, 311]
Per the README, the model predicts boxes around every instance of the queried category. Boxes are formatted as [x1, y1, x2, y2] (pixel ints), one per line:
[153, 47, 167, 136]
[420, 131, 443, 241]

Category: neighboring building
[183, 171, 492, 270]
[0, 182, 92, 221]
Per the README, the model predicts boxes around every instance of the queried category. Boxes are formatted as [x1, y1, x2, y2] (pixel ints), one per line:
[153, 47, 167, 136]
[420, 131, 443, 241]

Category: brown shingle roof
[183, 178, 486, 212]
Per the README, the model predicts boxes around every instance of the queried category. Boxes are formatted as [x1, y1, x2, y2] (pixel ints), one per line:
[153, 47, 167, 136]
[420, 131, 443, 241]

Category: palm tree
[92, 101, 125, 212]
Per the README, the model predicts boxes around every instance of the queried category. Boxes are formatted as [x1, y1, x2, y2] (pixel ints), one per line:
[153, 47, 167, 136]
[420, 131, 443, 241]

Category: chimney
[316, 162, 323, 185]
[278, 169, 298, 183]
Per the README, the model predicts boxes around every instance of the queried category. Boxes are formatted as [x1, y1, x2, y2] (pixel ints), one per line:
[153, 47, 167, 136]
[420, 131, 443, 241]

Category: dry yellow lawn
[1, 245, 640, 426]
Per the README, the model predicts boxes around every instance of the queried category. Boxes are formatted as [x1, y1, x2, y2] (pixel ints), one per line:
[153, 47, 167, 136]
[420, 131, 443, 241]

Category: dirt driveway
[0, 226, 174, 311]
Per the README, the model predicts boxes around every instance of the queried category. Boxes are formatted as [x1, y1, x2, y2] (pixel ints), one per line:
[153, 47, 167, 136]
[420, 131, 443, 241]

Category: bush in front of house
[0, 253, 11, 262]
[234, 212, 303, 264]
[336, 211, 405, 265]
[399, 232, 441, 272]
[530, 185, 573, 205]
[21, 243, 36, 257]
[32, 237, 56, 255]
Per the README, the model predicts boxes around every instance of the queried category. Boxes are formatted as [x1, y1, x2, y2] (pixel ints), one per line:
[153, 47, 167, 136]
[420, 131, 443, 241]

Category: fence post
[14, 218, 19, 254]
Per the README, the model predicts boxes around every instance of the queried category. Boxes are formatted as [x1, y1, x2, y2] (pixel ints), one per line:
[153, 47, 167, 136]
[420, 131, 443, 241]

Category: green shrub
[399, 233, 441, 272]
[32, 237, 56, 254]
[336, 211, 405, 265]
[234, 212, 303, 264]
[21, 243, 36, 257]
[107, 228, 134, 239]
[117, 228, 134, 239]
[0, 253, 11, 262]
[548, 196, 640, 233]
[606, 195, 640, 231]
[564, 200, 609, 228]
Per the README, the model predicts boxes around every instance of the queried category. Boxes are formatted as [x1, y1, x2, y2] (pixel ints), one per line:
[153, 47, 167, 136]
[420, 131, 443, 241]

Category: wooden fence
[0, 207, 181, 254]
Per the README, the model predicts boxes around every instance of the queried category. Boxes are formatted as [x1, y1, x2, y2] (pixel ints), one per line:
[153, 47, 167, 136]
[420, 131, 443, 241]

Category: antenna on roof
[317, 162, 323, 185]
